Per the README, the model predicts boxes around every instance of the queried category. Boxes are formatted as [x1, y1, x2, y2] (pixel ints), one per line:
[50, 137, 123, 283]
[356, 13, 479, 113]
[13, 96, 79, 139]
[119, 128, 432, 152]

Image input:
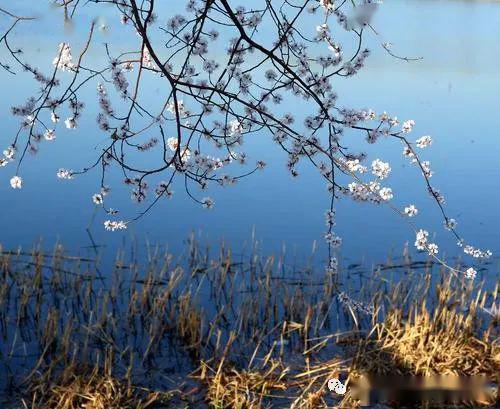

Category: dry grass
[352, 278, 499, 377]
[197, 359, 288, 408]
[0, 239, 497, 408]
[25, 365, 175, 409]
[338, 278, 499, 408]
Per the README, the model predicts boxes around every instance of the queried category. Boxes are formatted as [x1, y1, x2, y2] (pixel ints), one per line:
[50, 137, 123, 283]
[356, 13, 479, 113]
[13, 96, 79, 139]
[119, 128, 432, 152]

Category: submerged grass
[0, 238, 497, 408]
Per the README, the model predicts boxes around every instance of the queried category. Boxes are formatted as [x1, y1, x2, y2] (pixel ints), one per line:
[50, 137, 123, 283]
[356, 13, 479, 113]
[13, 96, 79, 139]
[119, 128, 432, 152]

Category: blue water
[1, 0, 500, 272]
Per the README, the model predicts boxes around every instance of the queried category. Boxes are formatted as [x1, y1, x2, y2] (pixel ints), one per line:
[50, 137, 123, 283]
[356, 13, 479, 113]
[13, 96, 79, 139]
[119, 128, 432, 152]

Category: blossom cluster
[338, 291, 374, 315]
[414, 229, 439, 255]
[104, 220, 127, 231]
[52, 43, 75, 72]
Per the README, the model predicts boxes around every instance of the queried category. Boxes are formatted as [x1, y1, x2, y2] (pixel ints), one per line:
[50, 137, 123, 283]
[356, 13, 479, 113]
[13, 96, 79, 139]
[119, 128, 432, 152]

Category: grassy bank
[0, 239, 497, 408]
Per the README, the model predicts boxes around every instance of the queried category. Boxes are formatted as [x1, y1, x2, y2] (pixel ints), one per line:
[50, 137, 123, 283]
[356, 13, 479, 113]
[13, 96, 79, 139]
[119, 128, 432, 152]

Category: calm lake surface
[1, 0, 500, 276]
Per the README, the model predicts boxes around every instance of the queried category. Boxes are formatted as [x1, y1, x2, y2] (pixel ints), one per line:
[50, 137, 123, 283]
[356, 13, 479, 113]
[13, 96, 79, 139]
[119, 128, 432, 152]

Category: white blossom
[142, 47, 154, 68]
[24, 114, 35, 126]
[201, 197, 214, 209]
[463, 245, 492, 259]
[379, 187, 393, 201]
[414, 229, 429, 250]
[427, 243, 439, 255]
[181, 147, 191, 163]
[316, 24, 329, 36]
[325, 209, 336, 227]
[92, 193, 103, 205]
[402, 146, 415, 159]
[104, 220, 127, 231]
[44, 129, 56, 141]
[401, 119, 415, 133]
[324, 232, 342, 247]
[338, 291, 373, 315]
[325, 257, 338, 275]
[166, 99, 187, 117]
[3, 146, 15, 160]
[389, 116, 399, 127]
[416, 135, 432, 148]
[10, 175, 22, 189]
[404, 204, 418, 217]
[344, 159, 367, 174]
[444, 218, 457, 231]
[327, 41, 342, 58]
[229, 119, 243, 136]
[347, 181, 384, 202]
[167, 137, 179, 151]
[464, 267, 477, 280]
[319, 0, 334, 12]
[371, 159, 391, 179]
[57, 168, 74, 179]
[53, 43, 75, 71]
[421, 160, 433, 178]
[65, 117, 76, 129]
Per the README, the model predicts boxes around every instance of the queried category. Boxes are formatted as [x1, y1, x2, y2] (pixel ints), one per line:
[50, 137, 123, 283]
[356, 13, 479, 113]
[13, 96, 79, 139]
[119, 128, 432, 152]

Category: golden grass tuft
[354, 281, 499, 377]
[377, 306, 499, 376]
[25, 366, 175, 409]
[339, 280, 499, 408]
[197, 359, 288, 408]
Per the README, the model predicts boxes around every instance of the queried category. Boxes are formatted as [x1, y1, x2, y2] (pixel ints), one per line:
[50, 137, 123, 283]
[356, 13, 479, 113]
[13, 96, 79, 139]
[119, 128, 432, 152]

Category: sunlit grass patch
[26, 364, 176, 409]
[196, 359, 288, 408]
[340, 279, 499, 408]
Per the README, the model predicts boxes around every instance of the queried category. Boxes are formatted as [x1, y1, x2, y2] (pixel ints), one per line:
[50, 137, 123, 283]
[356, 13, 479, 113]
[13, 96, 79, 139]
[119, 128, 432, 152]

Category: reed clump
[197, 360, 288, 408]
[377, 304, 498, 376]
[339, 278, 499, 408]
[353, 279, 498, 377]
[25, 365, 175, 409]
